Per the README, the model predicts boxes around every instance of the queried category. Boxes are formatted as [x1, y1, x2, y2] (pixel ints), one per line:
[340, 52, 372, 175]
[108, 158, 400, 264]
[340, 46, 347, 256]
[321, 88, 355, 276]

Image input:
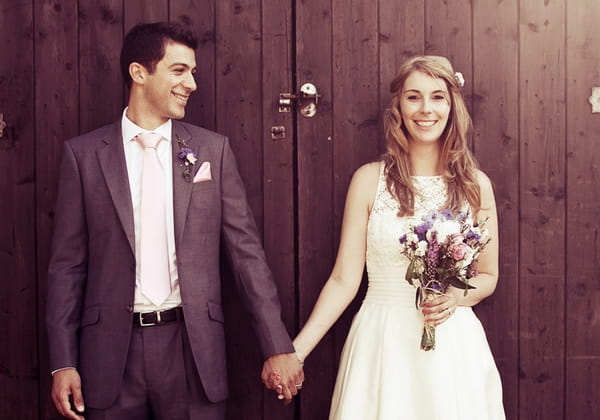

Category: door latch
[279, 83, 320, 117]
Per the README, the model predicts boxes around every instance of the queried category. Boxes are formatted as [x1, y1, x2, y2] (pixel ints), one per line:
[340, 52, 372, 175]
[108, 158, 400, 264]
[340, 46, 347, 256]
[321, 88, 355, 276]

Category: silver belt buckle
[139, 310, 162, 327]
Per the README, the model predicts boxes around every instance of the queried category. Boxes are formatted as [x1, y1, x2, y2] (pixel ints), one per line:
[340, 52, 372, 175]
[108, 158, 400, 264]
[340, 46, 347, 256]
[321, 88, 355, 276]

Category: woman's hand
[420, 290, 458, 325]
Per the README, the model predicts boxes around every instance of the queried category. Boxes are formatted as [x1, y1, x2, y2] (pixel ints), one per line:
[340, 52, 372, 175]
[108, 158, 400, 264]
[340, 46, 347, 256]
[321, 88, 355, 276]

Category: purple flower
[429, 281, 444, 292]
[440, 209, 454, 220]
[425, 235, 440, 282]
[415, 221, 433, 241]
[466, 230, 481, 241]
[399, 234, 407, 244]
[178, 147, 193, 160]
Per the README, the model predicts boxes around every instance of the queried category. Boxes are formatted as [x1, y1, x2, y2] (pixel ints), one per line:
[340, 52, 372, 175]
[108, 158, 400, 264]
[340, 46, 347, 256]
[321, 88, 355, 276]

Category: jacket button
[126, 305, 134, 313]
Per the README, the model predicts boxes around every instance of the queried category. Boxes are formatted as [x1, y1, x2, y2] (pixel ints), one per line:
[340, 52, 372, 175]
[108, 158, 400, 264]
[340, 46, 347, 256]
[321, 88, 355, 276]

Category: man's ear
[129, 62, 147, 85]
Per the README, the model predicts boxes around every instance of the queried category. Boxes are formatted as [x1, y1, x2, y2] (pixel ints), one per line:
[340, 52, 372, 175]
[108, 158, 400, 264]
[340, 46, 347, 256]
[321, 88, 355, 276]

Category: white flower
[415, 241, 428, 257]
[428, 219, 461, 243]
[406, 232, 419, 245]
[454, 71, 465, 87]
[186, 153, 197, 165]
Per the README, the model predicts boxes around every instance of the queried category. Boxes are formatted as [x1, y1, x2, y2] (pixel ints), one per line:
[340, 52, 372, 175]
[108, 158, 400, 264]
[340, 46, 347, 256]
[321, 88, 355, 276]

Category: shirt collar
[121, 108, 173, 144]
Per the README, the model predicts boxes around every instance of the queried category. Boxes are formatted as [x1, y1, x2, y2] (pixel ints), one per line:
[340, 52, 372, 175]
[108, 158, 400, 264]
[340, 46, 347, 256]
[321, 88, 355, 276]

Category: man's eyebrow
[168, 62, 195, 69]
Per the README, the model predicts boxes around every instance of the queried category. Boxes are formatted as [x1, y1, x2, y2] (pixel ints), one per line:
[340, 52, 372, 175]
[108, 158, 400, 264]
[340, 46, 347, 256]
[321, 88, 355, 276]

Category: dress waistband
[363, 273, 417, 306]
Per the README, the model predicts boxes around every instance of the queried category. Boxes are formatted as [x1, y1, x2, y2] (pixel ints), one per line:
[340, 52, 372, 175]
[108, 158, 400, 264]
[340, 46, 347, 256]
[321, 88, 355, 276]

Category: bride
[292, 55, 506, 420]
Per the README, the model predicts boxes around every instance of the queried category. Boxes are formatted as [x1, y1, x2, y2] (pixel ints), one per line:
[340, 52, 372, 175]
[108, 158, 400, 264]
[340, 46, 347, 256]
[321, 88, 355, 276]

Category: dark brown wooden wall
[1, 1, 598, 419]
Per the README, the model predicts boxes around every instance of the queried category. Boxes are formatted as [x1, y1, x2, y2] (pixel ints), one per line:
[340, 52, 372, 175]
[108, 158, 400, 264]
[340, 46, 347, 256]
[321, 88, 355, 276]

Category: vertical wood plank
[378, 0, 425, 128]
[124, 0, 169, 30]
[170, 0, 217, 131]
[471, 0, 519, 418]
[425, 0, 473, 111]
[261, 0, 295, 418]
[519, 0, 566, 418]
[0, 2, 36, 419]
[214, 1, 265, 419]
[566, 0, 600, 418]
[330, 0, 381, 414]
[79, 0, 124, 132]
[34, 0, 80, 418]
[296, 0, 334, 418]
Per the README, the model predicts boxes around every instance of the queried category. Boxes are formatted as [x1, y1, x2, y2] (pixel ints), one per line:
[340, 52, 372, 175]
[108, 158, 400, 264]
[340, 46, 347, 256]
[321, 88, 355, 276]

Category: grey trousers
[86, 318, 225, 420]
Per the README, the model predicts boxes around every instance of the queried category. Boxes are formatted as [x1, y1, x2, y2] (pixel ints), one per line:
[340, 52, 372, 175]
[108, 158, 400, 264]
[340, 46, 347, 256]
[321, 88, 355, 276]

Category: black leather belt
[133, 307, 183, 327]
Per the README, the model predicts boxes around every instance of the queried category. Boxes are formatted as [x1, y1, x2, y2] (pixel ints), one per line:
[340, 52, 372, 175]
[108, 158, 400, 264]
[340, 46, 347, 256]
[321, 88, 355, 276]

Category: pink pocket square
[193, 161, 212, 183]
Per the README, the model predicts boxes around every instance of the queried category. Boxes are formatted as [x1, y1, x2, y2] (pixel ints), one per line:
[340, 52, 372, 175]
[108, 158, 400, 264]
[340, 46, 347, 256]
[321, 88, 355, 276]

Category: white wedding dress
[329, 164, 505, 420]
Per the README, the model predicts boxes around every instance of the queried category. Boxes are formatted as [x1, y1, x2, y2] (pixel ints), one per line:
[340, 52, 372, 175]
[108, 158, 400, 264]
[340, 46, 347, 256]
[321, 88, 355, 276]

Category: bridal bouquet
[399, 209, 490, 350]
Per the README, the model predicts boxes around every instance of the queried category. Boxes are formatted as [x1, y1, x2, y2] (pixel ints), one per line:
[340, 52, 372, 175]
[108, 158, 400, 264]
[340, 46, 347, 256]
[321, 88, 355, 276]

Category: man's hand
[51, 368, 85, 420]
[261, 353, 304, 404]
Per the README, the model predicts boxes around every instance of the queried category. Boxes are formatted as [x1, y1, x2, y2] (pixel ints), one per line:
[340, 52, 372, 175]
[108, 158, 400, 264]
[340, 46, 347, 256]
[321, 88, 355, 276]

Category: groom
[47, 21, 303, 420]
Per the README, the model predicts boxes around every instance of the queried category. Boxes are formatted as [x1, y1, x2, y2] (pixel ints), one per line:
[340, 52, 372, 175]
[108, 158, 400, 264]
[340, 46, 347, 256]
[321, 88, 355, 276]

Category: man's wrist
[51, 366, 76, 376]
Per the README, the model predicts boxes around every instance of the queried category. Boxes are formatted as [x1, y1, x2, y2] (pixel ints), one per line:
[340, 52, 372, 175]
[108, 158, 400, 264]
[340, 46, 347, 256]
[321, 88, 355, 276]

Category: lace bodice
[366, 163, 447, 274]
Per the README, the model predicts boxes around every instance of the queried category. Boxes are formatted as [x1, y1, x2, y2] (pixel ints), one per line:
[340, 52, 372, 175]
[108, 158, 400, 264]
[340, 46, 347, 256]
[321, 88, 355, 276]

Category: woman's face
[399, 70, 451, 145]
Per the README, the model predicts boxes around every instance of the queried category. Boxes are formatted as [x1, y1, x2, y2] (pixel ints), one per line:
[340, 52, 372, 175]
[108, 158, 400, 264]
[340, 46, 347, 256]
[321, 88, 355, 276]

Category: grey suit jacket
[47, 120, 294, 408]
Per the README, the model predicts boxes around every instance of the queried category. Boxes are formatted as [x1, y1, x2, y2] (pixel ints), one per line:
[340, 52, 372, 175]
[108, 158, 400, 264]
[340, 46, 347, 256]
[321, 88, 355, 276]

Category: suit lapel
[97, 122, 136, 254]
[172, 122, 196, 248]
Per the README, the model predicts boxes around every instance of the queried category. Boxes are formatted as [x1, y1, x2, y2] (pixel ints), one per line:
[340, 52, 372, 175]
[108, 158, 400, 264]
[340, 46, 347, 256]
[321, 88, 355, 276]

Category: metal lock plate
[271, 125, 286, 140]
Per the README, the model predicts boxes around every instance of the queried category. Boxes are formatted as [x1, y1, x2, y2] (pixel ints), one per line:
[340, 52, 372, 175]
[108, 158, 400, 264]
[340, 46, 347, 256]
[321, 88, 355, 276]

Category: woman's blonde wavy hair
[383, 55, 481, 216]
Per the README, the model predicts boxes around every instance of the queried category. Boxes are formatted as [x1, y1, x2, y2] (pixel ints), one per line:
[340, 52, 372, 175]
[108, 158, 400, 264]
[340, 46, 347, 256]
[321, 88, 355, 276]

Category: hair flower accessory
[454, 71, 465, 88]
[176, 134, 197, 182]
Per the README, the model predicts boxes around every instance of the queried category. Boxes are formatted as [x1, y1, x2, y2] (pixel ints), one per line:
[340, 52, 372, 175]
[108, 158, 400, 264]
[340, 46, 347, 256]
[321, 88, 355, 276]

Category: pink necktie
[136, 132, 171, 306]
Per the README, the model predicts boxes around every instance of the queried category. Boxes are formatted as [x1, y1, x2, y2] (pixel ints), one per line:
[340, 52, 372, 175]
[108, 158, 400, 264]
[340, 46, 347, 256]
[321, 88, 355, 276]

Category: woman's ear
[129, 62, 147, 86]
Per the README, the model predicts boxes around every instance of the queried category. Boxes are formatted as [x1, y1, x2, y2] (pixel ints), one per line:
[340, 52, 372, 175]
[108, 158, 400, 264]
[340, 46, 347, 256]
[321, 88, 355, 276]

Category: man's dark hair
[120, 21, 198, 89]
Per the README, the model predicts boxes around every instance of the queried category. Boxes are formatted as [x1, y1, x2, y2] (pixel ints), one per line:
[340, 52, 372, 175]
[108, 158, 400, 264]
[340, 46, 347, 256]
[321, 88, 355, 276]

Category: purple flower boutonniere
[176, 134, 197, 182]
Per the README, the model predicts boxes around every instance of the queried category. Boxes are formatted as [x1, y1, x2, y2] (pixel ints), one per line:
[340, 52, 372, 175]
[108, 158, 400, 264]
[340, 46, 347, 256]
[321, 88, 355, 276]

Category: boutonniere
[176, 134, 197, 182]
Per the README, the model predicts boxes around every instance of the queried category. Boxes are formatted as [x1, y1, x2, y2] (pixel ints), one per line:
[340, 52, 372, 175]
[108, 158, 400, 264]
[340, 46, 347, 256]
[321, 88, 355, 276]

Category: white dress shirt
[121, 108, 182, 312]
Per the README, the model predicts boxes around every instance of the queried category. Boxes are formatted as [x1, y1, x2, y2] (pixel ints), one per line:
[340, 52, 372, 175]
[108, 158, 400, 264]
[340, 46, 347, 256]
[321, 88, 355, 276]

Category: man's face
[143, 41, 197, 125]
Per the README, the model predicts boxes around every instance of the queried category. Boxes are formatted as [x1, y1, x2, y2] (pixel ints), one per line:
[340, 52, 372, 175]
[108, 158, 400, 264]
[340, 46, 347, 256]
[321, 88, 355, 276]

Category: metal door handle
[279, 83, 320, 117]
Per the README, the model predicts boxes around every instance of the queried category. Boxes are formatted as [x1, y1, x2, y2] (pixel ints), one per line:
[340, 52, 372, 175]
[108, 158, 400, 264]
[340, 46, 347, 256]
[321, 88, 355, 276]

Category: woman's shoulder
[474, 168, 493, 192]
[352, 160, 382, 182]
[473, 168, 496, 207]
[347, 161, 383, 210]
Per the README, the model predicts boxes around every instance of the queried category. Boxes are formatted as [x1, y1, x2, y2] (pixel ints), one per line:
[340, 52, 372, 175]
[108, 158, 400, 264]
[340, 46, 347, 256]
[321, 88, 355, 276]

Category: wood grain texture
[519, 0, 566, 418]
[2, 1, 599, 418]
[170, 0, 217, 130]
[378, 0, 425, 127]
[79, 0, 123, 133]
[215, 1, 266, 419]
[472, 0, 519, 418]
[33, 0, 80, 418]
[0, 1, 36, 419]
[330, 0, 381, 415]
[296, 0, 335, 417]
[124, 0, 169, 31]
[425, 0, 473, 112]
[566, 0, 600, 418]
[261, 1, 295, 419]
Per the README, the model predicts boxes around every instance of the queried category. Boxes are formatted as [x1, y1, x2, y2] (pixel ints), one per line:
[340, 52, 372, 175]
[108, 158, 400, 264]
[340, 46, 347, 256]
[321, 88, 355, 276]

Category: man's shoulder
[173, 121, 227, 143]
[66, 122, 120, 147]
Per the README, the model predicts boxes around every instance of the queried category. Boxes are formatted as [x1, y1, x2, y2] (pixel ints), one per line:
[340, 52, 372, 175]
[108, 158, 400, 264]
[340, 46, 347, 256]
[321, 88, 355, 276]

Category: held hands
[420, 290, 458, 326]
[261, 352, 304, 404]
[51, 368, 85, 420]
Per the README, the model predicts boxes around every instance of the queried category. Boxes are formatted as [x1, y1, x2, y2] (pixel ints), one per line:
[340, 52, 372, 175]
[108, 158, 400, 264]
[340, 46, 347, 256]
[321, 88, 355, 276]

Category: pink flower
[448, 242, 469, 261]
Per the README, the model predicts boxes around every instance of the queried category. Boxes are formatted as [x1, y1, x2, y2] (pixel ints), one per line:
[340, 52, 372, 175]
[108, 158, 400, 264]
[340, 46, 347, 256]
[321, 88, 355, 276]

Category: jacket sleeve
[46, 140, 88, 372]
[218, 137, 295, 359]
